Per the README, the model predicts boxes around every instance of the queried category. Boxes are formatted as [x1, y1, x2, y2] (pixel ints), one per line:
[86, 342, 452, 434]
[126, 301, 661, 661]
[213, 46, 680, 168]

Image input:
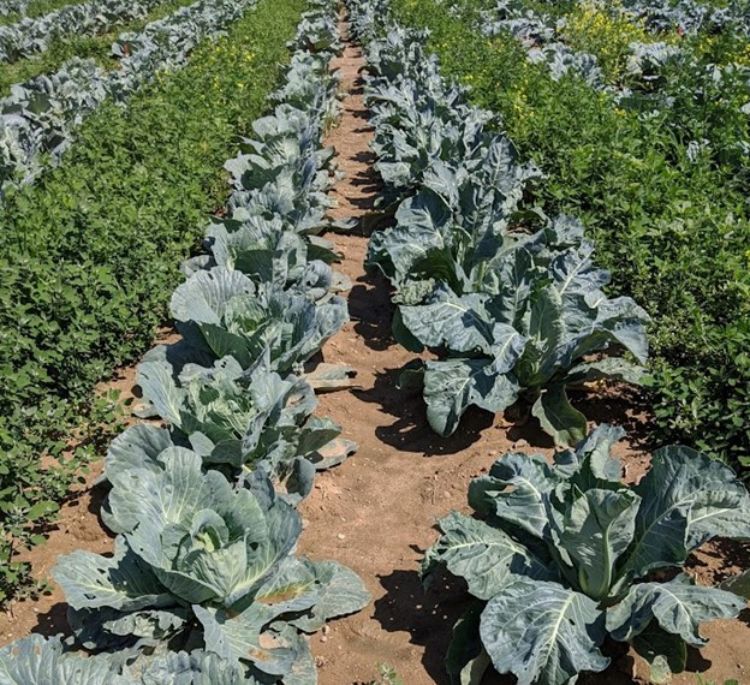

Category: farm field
[0, 0, 749, 684]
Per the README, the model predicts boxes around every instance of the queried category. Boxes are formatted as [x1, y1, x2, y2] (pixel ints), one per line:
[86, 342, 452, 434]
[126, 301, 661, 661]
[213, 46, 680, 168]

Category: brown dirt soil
[0, 13, 748, 685]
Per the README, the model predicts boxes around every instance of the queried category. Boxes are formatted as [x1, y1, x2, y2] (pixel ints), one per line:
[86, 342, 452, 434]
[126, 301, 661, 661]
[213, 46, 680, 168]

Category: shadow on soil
[353, 367, 495, 455]
[349, 276, 396, 353]
[687, 537, 750, 607]
[347, 262, 654, 456]
[576, 386, 656, 453]
[25, 602, 69, 639]
[373, 567, 475, 685]
[19, 481, 115, 641]
[351, 355, 648, 457]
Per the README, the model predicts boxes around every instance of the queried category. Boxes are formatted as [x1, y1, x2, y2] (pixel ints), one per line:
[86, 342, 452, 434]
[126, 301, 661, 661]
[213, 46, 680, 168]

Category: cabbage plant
[135, 650, 253, 684]
[367, 72, 493, 200]
[182, 215, 350, 300]
[269, 51, 340, 116]
[223, 106, 335, 197]
[0, 635, 251, 684]
[170, 267, 347, 374]
[54, 451, 369, 681]
[423, 425, 750, 685]
[292, 11, 343, 54]
[134, 355, 349, 495]
[220, 50, 341, 238]
[363, 22, 495, 198]
[227, 165, 337, 238]
[368, 153, 538, 299]
[392, 218, 649, 443]
[224, 107, 338, 238]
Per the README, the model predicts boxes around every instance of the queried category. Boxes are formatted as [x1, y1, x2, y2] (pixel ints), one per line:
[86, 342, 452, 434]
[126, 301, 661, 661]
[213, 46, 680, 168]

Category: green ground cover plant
[390, 0, 750, 472]
[0, 0, 307, 604]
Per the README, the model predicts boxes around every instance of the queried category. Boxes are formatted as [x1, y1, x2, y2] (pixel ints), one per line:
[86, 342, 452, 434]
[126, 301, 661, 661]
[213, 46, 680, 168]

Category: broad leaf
[531, 384, 587, 447]
[720, 570, 750, 600]
[445, 602, 491, 685]
[627, 445, 750, 577]
[53, 537, 173, 613]
[289, 560, 371, 633]
[398, 285, 526, 363]
[139, 650, 256, 685]
[558, 489, 640, 600]
[606, 573, 745, 646]
[0, 635, 128, 685]
[468, 452, 563, 538]
[479, 579, 609, 685]
[423, 358, 519, 436]
[422, 512, 553, 600]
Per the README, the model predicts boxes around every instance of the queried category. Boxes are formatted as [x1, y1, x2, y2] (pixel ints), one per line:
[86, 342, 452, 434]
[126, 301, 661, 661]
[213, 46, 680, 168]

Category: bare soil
[1, 15, 748, 685]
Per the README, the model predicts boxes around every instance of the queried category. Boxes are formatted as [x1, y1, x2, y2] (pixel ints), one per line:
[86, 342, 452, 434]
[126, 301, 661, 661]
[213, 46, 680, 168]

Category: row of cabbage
[616, 0, 750, 37]
[0, 0, 28, 17]
[353, 4, 650, 447]
[0, 3, 369, 683]
[479, 0, 638, 91]
[0, 0, 166, 63]
[348, 1, 750, 683]
[0, 0, 256, 192]
[473, 0, 750, 162]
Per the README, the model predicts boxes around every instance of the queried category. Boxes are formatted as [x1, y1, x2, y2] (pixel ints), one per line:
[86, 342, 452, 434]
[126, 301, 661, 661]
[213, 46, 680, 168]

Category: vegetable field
[0, 0, 748, 684]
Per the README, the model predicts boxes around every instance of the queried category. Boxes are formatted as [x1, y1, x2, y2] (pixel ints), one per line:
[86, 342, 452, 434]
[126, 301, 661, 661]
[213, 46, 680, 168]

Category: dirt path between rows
[0, 12, 748, 685]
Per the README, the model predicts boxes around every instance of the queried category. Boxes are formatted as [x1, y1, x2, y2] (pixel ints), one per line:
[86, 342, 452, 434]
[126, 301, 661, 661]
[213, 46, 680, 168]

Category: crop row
[0, 0, 166, 63]
[388, 0, 750, 471]
[0, 0, 256, 191]
[616, 0, 750, 37]
[0, 0, 28, 16]
[348, 0, 750, 682]
[358, 8, 650, 445]
[0, 1, 369, 681]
